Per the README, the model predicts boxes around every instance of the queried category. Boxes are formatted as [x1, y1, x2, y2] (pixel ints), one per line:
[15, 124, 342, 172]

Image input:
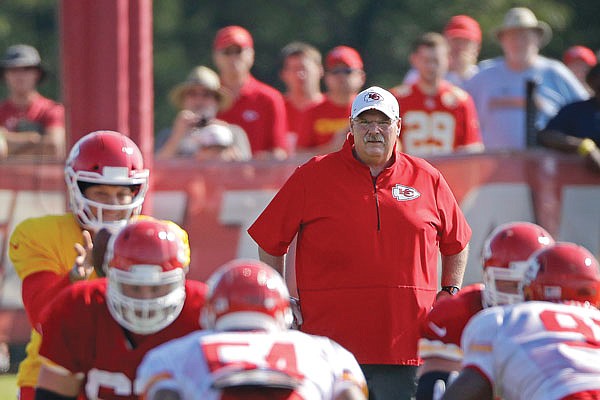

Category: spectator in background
[156, 65, 251, 161]
[538, 64, 600, 172]
[0, 44, 65, 160]
[392, 32, 483, 156]
[279, 41, 325, 153]
[563, 45, 597, 94]
[403, 15, 482, 88]
[213, 25, 289, 160]
[296, 45, 365, 153]
[249, 86, 471, 400]
[464, 7, 588, 151]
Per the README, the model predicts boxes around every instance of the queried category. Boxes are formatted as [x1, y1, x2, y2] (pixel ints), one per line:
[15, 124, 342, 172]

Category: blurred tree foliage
[1, 0, 599, 136]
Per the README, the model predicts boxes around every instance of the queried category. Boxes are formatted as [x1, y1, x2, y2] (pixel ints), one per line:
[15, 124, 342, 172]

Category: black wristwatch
[441, 285, 460, 295]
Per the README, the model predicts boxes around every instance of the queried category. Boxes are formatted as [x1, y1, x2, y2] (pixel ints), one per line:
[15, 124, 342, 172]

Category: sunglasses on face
[328, 67, 356, 75]
[220, 47, 244, 56]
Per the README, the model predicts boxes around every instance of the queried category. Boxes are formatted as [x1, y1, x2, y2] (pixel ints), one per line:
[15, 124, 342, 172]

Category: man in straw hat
[156, 65, 251, 161]
[0, 44, 65, 159]
[464, 7, 588, 151]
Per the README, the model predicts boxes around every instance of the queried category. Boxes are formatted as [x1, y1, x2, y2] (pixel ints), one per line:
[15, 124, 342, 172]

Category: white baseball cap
[351, 86, 399, 120]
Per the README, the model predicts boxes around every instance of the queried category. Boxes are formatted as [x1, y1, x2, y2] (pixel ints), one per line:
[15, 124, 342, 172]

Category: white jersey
[461, 301, 600, 400]
[137, 329, 367, 400]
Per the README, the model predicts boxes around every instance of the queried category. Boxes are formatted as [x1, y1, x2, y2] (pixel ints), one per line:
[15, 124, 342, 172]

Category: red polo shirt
[218, 75, 288, 154]
[248, 135, 471, 364]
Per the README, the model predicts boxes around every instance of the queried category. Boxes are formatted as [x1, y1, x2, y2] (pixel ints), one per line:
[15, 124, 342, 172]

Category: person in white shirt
[464, 7, 588, 150]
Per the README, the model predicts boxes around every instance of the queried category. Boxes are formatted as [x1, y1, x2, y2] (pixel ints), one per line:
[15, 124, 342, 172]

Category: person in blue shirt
[538, 64, 600, 173]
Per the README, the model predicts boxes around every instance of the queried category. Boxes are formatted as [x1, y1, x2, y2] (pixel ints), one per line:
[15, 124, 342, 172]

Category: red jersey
[284, 97, 324, 136]
[38, 279, 207, 400]
[296, 97, 350, 148]
[248, 135, 471, 364]
[392, 82, 482, 156]
[217, 75, 288, 154]
[418, 283, 484, 361]
[0, 93, 64, 133]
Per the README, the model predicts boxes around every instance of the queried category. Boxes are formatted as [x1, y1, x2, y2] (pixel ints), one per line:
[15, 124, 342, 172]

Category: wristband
[441, 285, 460, 295]
[577, 138, 597, 157]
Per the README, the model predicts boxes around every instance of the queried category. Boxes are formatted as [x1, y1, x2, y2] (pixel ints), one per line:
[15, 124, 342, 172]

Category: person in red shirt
[279, 41, 325, 153]
[392, 32, 483, 156]
[297, 45, 365, 154]
[0, 44, 65, 159]
[34, 219, 207, 400]
[213, 25, 289, 160]
[249, 86, 471, 400]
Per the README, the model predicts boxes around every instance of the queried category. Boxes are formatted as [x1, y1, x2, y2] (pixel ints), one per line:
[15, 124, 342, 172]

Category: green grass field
[0, 374, 17, 400]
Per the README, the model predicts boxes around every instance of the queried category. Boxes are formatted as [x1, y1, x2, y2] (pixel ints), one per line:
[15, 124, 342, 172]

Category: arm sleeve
[22, 271, 71, 328]
[38, 286, 92, 374]
[435, 171, 472, 256]
[248, 167, 305, 256]
[324, 338, 368, 398]
[460, 307, 503, 385]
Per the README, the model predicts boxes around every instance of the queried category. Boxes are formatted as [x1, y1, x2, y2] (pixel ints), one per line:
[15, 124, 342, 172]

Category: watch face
[442, 286, 459, 295]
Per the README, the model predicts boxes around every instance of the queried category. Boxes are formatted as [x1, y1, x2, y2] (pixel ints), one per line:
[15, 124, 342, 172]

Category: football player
[9, 130, 155, 399]
[442, 242, 600, 400]
[34, 219, 207, 400]
[416, 221, 555, 400]
[137, 259, 367, 400]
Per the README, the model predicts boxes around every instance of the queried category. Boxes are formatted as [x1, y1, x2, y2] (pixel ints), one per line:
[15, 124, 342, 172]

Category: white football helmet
[64, 130, 149, 232]
[482, 222, 555, 307]
[105, 219, 188, 334]
[201, 259, 293, 332]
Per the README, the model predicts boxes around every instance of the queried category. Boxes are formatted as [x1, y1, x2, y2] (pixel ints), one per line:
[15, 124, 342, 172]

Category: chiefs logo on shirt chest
[392, 184, 421, 201]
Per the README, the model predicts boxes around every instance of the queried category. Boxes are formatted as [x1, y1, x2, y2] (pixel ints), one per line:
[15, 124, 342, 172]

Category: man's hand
[92, 228, 112, 277]
[69, 230, 94, 282]
[585, 145, 600, 173]
[290, 297, 303, 330]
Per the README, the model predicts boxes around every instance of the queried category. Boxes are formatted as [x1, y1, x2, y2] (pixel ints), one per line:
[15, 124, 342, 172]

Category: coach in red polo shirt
[249, 86, 471, 400]
[213, 25, 289, 160]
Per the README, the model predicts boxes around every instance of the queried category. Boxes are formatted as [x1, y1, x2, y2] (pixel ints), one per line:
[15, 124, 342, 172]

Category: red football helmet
[482, 222, 555, 306]
[105, 219, 189, 334]
[64, 130, 149, 232]
[201, 259, 292, 332]
[523, 242, 600, 305]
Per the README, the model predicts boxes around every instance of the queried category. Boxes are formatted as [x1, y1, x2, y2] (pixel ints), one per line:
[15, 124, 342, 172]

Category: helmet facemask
[66, 167, 148, 233]
[483, 261, 529, 307]
[107, 265, 186, 335]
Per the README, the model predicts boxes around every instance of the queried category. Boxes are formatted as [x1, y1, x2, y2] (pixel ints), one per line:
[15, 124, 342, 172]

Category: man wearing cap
[539, 64, 600, 173]
[156, 65, 251, 161]
[0, 44, 65, 159]
[464, 7, 588, 150]
[563, 45, 597, 94]
[403, 15, 482, 88]
[392, 32, 483, 156]
[296, 45, 366, 153]
[212, 25, 289, 160]
[249, 86, 471, 400]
